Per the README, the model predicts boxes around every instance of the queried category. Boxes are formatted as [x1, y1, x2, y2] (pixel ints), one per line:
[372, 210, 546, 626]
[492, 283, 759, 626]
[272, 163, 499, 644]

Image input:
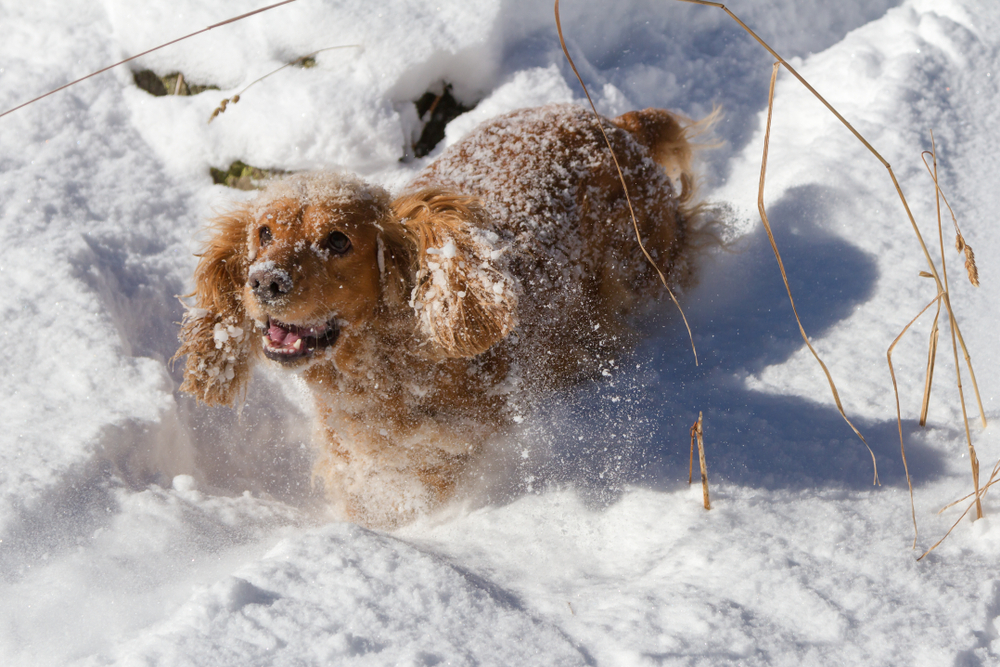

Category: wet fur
[175, 104, 711, 527]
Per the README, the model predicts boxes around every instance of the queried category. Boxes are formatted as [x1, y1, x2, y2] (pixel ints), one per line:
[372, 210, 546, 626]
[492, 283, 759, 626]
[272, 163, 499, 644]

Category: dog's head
[242, 173, 392, 366]
[176, 172, 517, 406]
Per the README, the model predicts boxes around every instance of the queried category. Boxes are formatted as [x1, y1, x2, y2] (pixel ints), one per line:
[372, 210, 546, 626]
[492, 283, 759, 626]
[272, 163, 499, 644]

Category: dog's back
[410, 103, 706, 385]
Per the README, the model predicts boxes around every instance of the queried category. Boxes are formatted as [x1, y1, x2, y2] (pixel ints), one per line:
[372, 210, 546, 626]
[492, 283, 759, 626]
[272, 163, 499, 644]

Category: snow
[3, 0, 1000, 664]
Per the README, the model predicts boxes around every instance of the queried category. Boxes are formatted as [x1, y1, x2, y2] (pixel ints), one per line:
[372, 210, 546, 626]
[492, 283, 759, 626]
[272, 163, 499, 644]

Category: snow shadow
[491, 183, 946, 507]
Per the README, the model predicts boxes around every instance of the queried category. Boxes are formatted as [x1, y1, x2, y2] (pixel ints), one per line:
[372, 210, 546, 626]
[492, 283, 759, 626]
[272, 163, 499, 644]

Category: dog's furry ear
[384, 189, 517, 358]
[174, 206, 257, 406]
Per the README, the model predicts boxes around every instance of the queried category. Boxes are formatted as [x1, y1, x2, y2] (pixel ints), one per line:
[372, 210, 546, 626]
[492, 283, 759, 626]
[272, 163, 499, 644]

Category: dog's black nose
[249, 266, 293, 303]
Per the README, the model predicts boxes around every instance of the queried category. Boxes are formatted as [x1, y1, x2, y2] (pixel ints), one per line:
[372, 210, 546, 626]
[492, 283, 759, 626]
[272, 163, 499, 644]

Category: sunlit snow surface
[3, 0, 1000, 664]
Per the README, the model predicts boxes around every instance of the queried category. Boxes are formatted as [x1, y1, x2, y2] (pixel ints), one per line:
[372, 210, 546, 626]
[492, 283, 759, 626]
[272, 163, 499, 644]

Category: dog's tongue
[268, 321, 302, 347]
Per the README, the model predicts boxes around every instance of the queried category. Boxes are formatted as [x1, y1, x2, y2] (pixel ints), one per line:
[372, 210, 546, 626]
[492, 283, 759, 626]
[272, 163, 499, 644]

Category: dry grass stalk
[917, 140, 948, 429]
[964, 245, 980, 287]
[678, 0, 987, 432]
[689, 422, 695, 485]
[759, 62, 880, 484]
[920, 134, 983, 523]
[918, 139, 986, 426]
[208, 45, 360, 123]
[555, 0, 700, 365]
[887, 294, 943, 547]
[937, 459, 1000, 515]
[690, 412, 710, 510]
[679, 0, 989, 551]
[918, 312, 939, 427]
[0, 0, 301, 120]
[921, 146, 980, 290]
[917, 456, 1000, 560]
[948, 296, 982, 519]
[889, 134, 986, 556]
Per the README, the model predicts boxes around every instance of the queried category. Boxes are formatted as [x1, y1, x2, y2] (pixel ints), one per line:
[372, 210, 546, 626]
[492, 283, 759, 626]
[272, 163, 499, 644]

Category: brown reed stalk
[689, 423, 695, 485]
[759, 63, 880, 484]
[916, 134, 983, 521]
[921, 142, 980, 290]
[676, 0, 987, 431]
[209, 45, 360, 122]
[918, 307, 940, 427]
[555, 0, 700, 365]
[888, 135, 988, 557]
[919, 146, 984, 432]
[0, 0, 300, 120]
[693, 412, 711, 509]
[937, 458, 1000, 515]
[918, 453, 1000, 560]
[678, 0, 992, 552]
[887, 294, 943, 548]
[695, 412, 712, 510]
[917, 139, 947, 427]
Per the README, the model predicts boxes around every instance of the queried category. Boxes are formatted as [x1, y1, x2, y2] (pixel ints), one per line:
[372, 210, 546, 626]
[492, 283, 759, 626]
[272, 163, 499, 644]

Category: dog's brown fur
[176, 103, 711, 526]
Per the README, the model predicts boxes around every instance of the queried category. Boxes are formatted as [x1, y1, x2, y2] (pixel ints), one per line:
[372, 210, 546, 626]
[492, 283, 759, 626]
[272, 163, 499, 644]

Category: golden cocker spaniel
[176, 103, 709, 526]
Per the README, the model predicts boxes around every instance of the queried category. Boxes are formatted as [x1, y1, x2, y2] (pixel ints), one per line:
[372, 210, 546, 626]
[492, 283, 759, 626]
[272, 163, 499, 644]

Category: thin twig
[888, 293, 944, 548]
[920, 147, 985, 424]
[0, 0, 300, 119]
[677, 0, 987, 429]
[918, 456, 1000, 559]
[919, 491, 977, 560]
[938, 459, 1000, 514]
[758, 62, 879, 484]
[916, 140, 947, 427]
[209, 44, 361, 122]
[555, 0, 699, 366]
[918, 303, 940, 427]
[945, 291, 981, 518]
[689, 422, 695, 485]
[694, 412, 710, 510]
[927, 132, 980, 517]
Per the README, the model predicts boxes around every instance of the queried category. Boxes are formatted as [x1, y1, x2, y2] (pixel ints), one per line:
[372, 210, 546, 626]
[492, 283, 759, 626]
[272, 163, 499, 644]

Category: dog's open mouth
[261, 317, 340, 362]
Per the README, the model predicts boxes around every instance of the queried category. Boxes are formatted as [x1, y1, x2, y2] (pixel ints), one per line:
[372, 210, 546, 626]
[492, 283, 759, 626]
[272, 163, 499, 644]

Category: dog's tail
[613, 107, 718, 206]
[614, 107, 724, 279]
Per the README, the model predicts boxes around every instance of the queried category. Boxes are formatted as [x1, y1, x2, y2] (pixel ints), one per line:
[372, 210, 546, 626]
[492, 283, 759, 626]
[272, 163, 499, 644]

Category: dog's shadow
[475, 184, 947, 511]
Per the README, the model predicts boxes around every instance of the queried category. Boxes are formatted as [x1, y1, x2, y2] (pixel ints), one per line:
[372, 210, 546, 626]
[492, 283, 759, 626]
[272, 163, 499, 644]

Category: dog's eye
[324, 231, 352, 255]
[259, 226, 273, 247]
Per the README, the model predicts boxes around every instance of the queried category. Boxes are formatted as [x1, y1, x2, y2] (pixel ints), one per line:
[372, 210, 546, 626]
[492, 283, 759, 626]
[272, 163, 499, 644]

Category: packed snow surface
[3, 0, 1000, 664]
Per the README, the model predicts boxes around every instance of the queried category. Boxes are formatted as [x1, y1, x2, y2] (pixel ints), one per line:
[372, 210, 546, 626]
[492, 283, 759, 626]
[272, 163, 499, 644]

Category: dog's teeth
[293, 339, 302, 350]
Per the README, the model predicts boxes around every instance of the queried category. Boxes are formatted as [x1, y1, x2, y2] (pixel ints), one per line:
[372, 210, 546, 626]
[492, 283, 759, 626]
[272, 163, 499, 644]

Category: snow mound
[92, 523, 589, 666]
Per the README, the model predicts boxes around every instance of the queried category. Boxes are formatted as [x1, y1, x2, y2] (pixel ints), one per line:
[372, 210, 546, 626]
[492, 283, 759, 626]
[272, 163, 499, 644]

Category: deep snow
[3, 0, 1000, 664]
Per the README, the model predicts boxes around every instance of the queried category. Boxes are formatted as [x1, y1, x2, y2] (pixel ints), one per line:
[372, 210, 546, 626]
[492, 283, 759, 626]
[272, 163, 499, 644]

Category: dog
[176, 103, 710, 527]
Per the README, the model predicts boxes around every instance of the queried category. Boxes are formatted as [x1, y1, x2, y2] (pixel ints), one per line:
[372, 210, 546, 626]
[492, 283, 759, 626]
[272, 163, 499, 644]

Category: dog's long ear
[174, 206, 257, 406]
[383, 189, 517, 358]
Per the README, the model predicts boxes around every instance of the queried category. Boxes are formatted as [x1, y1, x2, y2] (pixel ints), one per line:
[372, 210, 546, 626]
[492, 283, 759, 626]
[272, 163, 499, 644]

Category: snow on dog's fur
[176, 103, 712, 527]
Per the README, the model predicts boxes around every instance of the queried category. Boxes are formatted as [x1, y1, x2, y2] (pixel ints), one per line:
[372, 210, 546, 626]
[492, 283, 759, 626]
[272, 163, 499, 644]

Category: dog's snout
[249, 267, 293, 302]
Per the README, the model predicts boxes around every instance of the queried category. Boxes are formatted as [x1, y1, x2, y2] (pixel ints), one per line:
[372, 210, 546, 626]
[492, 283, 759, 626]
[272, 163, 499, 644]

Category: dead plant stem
[759, 62, 879, 484]
[677, 0, 986, 429]
[888, 294, 944, 547]
[0, 0, 300, 120]
[692, 412, 710, 509]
